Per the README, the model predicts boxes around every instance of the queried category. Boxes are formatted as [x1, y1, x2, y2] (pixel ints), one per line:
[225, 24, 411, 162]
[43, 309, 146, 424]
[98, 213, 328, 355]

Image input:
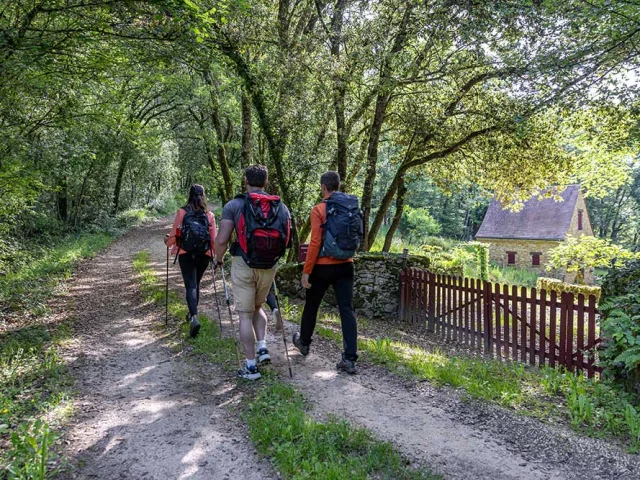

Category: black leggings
[178, 253, 211, 317]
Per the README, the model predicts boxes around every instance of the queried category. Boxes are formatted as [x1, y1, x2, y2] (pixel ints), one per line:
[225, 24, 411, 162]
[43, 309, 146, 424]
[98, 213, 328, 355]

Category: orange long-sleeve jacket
[303, 196, 353, 275]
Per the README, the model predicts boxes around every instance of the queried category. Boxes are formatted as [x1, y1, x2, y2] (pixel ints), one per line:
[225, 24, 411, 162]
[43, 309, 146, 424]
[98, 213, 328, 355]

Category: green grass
[317, 314, 640, 451]
[0, 233, 114, 317]
[245, 379, 438, 480]
[132, 251, 439, 479]
[0, 322, 75, 477]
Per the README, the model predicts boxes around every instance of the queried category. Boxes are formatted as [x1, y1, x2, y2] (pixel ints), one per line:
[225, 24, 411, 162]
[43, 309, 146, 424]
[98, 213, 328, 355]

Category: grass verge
[317, 314, 640, 452]
[132, 251, 439, 479]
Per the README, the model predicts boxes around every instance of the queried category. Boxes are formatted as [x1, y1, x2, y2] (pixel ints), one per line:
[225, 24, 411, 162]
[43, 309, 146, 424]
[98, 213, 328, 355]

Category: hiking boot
[273, 308, 283, 331]
[189, 315, 200, 338]
[336, 357, 357, 374]
[256, 348, 271, 364]
[292, 332, 309, 356]
[237, 362, 261, 381]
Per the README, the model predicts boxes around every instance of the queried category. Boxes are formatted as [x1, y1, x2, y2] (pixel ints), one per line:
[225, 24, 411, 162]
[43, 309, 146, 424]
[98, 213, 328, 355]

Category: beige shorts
[230, 257, 277, 313]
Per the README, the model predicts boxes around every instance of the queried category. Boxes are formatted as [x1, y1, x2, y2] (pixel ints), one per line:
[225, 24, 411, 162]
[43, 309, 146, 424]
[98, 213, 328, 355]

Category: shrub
[599, 293, 640, 392]
[536, 277, 601, 301]
[600, 259, 640, 392]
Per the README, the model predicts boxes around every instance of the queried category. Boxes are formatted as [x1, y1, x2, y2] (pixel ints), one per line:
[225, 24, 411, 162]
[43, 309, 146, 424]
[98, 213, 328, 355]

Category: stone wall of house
[276, 253, 430, 318]
[475, 237, 595, 284]
[476, 238, 559, 271]
[567, 192, 594, 237]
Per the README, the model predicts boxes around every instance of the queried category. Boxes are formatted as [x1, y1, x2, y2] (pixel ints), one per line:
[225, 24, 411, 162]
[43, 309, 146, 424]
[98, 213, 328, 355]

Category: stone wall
[276, 253, 430, 318]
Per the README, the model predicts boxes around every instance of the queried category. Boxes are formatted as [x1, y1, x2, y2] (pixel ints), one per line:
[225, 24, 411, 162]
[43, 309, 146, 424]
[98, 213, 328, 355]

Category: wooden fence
[399, 268, 602, 377]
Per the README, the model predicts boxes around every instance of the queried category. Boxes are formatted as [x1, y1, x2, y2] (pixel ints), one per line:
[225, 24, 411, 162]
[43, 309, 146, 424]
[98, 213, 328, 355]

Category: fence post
[483, 280, 493, 354]
[427, 272, 436, 332]
[399, 270, 406, 322]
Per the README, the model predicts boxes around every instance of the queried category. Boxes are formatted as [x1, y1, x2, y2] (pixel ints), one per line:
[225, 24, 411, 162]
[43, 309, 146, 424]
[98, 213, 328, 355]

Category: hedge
[535, 277, 601, 301]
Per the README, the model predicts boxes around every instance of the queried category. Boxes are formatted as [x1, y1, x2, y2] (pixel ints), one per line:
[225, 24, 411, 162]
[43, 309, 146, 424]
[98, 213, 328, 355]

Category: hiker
[293, 171, 363, 374]
[214, 165, 291, 380]
[165, 184, 216, 338]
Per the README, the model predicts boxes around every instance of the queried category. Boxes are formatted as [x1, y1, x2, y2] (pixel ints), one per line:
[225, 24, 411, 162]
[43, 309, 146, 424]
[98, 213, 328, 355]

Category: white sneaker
[256, 348, 271, 364]
[238, 362, 261, 380]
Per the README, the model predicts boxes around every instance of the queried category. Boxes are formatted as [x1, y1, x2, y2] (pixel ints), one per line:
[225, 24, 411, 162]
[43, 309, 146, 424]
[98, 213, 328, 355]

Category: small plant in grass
[625, 404, 640, 452]
[5, 420, 60, 480]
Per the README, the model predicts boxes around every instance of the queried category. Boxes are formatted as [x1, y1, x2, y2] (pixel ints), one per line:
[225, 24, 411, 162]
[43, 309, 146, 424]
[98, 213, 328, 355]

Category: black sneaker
[336, 357, 357, 374]
[256, 348, 271, 364]
[189, 315, 200, 338]
[237, 362, 261, 380]
[292, 332, 309, 356]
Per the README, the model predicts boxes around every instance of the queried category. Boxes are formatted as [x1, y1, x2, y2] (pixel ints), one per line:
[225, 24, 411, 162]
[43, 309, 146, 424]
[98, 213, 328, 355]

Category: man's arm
[214, 219, 234, 264]
[301, 205, 323, 288]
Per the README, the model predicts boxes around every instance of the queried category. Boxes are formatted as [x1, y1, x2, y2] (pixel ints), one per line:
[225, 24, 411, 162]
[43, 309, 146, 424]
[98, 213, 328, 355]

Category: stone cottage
[475, 185, 594, 284]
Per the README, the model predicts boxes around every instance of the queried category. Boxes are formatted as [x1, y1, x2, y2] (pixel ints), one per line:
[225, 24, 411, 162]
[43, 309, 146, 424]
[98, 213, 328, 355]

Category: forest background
[3, 0, 640, 284]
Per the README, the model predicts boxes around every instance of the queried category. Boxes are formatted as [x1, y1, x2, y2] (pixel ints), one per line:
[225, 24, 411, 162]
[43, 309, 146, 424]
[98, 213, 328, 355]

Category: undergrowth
[317, 315, 640, 452]
[0, 322, 74, 478]
[132, 251, 439, 479]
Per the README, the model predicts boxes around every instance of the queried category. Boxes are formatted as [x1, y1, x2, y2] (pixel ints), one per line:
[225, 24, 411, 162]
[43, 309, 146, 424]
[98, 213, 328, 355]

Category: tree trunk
[112, 152, 128, 215]
[241, 89, 252, 170]
[330, 0, 348, 180]
[361, 93, 391, 250]
[57, 176, 68, 222]
[382, 175, 406, 252]
[204, 71, 234, 203]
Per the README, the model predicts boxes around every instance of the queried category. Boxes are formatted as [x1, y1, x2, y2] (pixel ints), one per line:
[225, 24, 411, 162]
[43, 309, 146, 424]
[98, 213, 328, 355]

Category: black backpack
[235, 192, 291, 269]
[179, 208, 211, 255]
[320, 192, 363, 259]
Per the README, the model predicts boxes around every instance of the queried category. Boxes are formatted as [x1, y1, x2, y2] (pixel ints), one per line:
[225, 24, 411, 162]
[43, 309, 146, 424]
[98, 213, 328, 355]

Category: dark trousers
[265, 292, 277, 312]
[300, 262, 358, 361]
[178, 253, 210, 317]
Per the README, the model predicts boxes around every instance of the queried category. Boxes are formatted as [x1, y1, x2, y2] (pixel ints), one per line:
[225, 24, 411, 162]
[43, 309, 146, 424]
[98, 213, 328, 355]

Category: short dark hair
[245, 165, 268, 187]
[320, 171, 340, 192]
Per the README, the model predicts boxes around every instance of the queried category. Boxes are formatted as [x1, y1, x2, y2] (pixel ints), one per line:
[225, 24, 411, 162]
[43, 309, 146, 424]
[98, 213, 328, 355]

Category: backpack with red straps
[233, 192, 291, 269]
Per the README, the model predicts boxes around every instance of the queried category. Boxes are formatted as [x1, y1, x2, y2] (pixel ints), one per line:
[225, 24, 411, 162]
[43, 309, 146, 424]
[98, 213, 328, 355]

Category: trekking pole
[271, 279, 293, 378]
[210, 260, 223, 336]
[219, 264, 244, 370]
[165, 235, 170, 325]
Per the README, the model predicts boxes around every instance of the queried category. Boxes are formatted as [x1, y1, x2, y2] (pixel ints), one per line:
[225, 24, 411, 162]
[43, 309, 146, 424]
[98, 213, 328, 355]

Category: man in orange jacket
[292, 171, 359, 374]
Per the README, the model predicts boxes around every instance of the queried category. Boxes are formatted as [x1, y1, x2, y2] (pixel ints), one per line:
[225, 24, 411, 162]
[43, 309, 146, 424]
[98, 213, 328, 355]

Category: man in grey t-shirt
[215, 165, 290, 380]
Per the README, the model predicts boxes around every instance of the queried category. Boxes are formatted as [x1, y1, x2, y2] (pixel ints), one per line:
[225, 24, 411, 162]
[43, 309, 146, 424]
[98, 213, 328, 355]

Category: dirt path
[265, 320, 640, 479]
[59, 217, 275, 480]
[59, 217, 639, 480]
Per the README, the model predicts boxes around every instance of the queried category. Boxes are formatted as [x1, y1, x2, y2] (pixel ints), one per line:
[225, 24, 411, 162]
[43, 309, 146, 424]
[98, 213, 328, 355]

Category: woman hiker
[165, 184, 217, 338]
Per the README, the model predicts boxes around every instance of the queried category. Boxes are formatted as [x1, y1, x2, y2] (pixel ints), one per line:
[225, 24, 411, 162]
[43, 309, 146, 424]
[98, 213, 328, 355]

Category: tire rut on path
[60, 217, 275, 480]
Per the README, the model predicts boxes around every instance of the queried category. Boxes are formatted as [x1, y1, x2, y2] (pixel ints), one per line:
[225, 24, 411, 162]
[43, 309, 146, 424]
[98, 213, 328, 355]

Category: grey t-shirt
[222, 191, 291, 254]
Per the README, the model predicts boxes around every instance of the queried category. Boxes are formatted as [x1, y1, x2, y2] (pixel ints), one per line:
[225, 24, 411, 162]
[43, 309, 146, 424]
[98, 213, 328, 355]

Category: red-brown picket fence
[399, 268, 602, 377]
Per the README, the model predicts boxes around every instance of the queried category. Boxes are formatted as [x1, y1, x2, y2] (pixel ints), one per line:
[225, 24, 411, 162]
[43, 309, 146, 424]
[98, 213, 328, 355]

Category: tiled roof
[475, 185, 580, 241]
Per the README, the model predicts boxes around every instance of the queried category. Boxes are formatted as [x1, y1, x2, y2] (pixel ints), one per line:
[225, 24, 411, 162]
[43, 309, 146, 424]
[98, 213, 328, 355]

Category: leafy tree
[546, 235, 638, 284]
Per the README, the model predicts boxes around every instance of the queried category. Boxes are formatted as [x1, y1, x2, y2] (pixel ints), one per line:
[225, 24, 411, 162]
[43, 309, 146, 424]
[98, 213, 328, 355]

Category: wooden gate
[399, 268, 601, 377]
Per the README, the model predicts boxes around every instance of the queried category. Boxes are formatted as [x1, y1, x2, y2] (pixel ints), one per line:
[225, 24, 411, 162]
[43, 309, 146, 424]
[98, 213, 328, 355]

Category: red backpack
[234, 192, 290, 269]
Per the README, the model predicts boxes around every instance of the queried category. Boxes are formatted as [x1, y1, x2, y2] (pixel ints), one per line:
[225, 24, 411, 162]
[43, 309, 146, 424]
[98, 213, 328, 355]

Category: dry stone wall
[276, 253, 430, 318]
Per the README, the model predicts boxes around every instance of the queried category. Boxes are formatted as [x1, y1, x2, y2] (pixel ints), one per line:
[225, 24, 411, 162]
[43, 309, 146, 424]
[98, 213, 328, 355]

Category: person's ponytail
[184, 184, 207, 212]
